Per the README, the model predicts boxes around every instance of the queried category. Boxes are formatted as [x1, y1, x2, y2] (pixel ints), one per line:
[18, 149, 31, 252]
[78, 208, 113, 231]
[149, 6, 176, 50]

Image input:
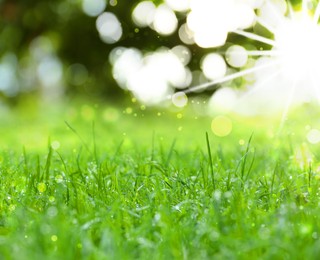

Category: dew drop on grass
[55, 175, 64, 183]
[37, 183, 47, 193]
[51, 141, 60, 150]
[9, 204, 16, 212]
[51, 235, 58, 242]
[307, 129, 320, 144]
[213, 190, 221, 202]
[47, 206, 58, 218]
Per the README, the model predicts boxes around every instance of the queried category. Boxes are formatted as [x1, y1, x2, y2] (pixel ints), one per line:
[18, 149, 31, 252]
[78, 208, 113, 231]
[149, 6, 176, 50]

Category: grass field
[1, 99, 320, 259]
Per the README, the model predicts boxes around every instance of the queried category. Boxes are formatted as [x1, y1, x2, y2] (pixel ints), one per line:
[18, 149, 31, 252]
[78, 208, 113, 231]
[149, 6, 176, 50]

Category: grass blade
[206, 132, 215, 189]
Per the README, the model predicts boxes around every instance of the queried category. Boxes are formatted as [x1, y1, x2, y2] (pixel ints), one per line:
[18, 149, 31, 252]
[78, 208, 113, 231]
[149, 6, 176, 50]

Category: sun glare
[185, 0, 320, 115]
[274, 14, 320, 81]
[111, 0, 320, 117]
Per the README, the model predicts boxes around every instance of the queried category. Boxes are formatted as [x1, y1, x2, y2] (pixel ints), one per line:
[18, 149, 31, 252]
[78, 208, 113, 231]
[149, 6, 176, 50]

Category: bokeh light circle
[172, 92, 188, 107]
[211, 116, 233, 137]
[225, 45, 248, 68]
[96, 12, 122, 44]
[171, 45, 191, 66]
[82, 0, 106, 17]
[132, 1, 156, 27]
[165, 0, 190, 12]
[153, 4, 178, 35]
[307, 129, 320, 144]
[201, 53, 227, 80]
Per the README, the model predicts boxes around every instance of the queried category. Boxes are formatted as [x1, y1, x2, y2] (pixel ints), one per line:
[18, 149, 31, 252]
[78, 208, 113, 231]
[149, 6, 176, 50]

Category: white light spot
[132, 1, 156, 27]
[37, 57, 63, 88]
[211, 116, 233, 137]
[111, 48, 190, 104]
[153, 4, 178, 35]
[157, 51, 190, 88]
[187, 0, 235, 48]
[82, 0, 106, 17]
[232, 3, 256, 29]
[51, 141, 60, 150]
[171, 45, 192, 65]
[226, 45, 248, 68]
[307, 129, 320, 144]
[274, 18, 320, 81]
[165, 0, 190, 12]
[178, 24, 195, 45]
[258, 0, 287, 27]
[209, 87, 238, 113]
[172, 92, 188, 107]
[96, 12, 122, 44]
[0, 63, 18, 92]
[187, 9, 228, 48]
[128, 66, 172, 105]
[111, 48, 142, 88]
[201, 53, 227, 80]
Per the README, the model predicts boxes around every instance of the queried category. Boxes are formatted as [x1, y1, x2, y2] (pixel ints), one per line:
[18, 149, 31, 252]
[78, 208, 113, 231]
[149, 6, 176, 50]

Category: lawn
[0, 99, 320, 259]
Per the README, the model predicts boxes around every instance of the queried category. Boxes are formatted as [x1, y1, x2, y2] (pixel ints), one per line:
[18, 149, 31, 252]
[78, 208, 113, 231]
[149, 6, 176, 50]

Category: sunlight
[109, 0, 320, 116]
[273, 14, 320, 81]
[111, 47, 190, 104]
[184, 0, 320, 115]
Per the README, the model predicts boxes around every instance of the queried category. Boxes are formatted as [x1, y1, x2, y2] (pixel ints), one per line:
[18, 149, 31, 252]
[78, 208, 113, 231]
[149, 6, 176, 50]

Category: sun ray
[217, 50, 280, 57]
[183, 60, 281, 94]
[265, 0, 286, 23]
[246, 50, 281, 57]
[233, 69, 284, 108]
[313, 1, 320, 24]
[232, 30, 276, 46]
[309, 74, 320, 102]
[302, 0, 309, 15]
[278, 79, 298, 133]
[256, 17, 277, 34]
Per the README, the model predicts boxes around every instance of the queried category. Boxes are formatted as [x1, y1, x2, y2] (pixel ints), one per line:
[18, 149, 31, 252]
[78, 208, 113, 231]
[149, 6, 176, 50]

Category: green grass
[1, 100, 320, 259]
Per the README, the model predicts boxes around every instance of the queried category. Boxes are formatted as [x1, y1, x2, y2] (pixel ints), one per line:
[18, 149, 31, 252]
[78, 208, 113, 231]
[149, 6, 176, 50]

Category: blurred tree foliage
[0, 0, 185, 102]
[0, 0, 307, 103]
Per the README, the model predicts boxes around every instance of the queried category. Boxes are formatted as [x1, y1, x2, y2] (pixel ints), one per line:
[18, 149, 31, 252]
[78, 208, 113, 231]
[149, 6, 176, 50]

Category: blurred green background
[0, 0, 186, 105]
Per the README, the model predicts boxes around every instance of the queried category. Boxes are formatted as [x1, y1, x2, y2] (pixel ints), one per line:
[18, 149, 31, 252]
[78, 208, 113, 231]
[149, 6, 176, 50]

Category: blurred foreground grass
[1, 99, 320, 259]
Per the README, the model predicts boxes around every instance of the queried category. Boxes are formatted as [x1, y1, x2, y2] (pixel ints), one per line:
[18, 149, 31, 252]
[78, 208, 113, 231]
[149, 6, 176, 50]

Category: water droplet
[37, 183, 47, 193]
[51, 235, 58, 242]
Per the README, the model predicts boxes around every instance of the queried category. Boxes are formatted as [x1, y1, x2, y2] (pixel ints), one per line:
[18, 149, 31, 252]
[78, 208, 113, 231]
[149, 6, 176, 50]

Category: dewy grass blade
[165, 138, 176, 168]
[206, 132, 215, 190]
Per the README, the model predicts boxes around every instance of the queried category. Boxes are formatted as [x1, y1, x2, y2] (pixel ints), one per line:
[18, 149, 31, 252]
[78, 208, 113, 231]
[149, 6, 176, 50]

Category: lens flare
[111, 48, 190, 104]
[201, 53, 227, 81]
[153, 4, 178, 35]
[211, 115, 233, 137]
[180, 0, 320, 116]
[96, 12, 122, 44]
[110, 0, 320, 117]
[132, 1, 156, 27]
[82, 0, 106, 17]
